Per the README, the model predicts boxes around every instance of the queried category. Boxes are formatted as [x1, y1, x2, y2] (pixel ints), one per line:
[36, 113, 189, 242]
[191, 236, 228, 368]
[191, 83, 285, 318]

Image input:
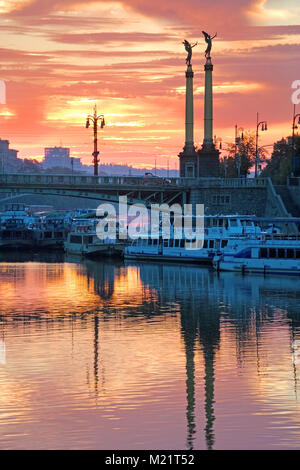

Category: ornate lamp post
[235, 125, 244, 177]
[86, 105, 105, 176]
[255, 113, 268, 178]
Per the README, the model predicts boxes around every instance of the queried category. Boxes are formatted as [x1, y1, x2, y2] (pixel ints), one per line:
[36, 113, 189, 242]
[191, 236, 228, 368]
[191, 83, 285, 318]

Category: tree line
[219, 131, 300, 184]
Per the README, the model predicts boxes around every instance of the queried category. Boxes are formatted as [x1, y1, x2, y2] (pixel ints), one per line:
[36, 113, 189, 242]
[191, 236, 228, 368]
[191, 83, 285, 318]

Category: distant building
[0, 139, 19, 172]
[42, 146, 86, 173]
[43, 146, 70, 170]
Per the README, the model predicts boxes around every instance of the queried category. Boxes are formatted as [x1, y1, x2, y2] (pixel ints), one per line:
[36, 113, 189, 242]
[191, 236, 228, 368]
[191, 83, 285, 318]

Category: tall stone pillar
[203, 57, 213, 147]
[179, 64, 198, 177]
[197, 56, 220, 177]
[185, 64, 195, 153]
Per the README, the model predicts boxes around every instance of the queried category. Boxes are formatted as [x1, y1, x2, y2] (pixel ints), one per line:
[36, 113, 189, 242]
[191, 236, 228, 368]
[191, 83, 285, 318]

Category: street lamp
[255, 113, 268, 178]
[256, 144, 273, 176]
[292, 104, 300, 175]
[85, 104, 105, 176]
[235, 125, 244, 177]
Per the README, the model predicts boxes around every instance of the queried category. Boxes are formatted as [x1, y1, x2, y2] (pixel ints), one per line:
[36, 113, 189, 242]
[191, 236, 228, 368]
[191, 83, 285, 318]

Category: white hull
[124, 245, 212, 264]
[65, 242, 126, 257]
[215, 260, 300, 275]
[214, 241, 300, 275]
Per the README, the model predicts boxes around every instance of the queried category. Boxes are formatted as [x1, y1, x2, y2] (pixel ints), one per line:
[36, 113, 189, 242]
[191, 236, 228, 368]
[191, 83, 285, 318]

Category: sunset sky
[0, 0, 299, 170]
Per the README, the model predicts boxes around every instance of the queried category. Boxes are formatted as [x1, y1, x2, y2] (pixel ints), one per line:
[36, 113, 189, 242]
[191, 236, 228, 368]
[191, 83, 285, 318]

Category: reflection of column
[94, 315, 99, 396]
[203, 347, 215, 450]
[180, 305, 197, 450]
[288, 315, 300, 397]
[198, 309, 220, 450]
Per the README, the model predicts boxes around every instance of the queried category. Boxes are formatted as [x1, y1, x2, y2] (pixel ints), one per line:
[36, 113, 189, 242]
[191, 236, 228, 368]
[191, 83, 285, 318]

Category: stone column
[203, 57, 213, 147]
[185, 64, 195, 153]
[197, 56, 220, 177]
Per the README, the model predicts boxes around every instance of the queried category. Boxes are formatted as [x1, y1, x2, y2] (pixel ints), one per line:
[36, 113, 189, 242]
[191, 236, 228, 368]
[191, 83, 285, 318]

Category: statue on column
[202, 31, 217, 59]
[183, 39, 198, 66]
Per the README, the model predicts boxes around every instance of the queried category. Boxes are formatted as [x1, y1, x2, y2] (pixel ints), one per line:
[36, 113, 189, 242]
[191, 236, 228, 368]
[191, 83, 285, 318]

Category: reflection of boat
[214, 235, 300, 275]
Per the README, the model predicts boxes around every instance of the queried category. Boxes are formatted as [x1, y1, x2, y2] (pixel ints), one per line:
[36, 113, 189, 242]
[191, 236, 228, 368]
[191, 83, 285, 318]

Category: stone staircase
[274, 186, 300, 217]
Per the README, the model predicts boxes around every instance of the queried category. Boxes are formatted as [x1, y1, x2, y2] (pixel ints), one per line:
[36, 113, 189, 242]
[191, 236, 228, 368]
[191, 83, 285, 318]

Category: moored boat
[64, 222, 126, 257]
[213, 234, 300, 274]
[124, 215, 267, 264]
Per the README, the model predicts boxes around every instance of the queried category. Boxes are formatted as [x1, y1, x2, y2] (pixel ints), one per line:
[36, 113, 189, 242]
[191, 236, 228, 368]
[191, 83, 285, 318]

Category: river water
[0, 252, 299, 450]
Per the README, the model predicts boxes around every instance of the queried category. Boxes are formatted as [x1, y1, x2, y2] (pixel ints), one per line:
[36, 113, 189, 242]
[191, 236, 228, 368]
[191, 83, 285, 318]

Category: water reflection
[0, 255, 299, 449]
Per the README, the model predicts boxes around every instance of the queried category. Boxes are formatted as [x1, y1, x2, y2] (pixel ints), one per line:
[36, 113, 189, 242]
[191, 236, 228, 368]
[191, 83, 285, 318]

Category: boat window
[230, 219, 238, 227]
[209, 240, 214, 248]
[296, 250, 300, 259]
[180, 239, 185, 248]
[163, 239, 169, 247]
[278, 248, 285, 258]
[175, 239, 180, 248]
[269, 248, 276, 258]
[45, 231, 52, 239]
[70, 235, 82, 244]
[153, 239, 158, 246]
[203, 240, 208, 249]
[54, 232, 63, 238]
[197, 239, 203, 249]
[287, 249, 295, 259]
[260, 248, 268, 258]
[221, 240, 228, 248]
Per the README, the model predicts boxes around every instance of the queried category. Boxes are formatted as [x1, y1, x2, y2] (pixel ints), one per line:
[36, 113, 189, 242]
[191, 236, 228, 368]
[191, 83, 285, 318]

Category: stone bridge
[0, 173, 293, 223]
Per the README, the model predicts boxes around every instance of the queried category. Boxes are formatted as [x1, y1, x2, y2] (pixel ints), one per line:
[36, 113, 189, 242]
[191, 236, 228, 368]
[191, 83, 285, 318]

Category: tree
[261, 135, 300, 184]
[220, 130, 267, 178]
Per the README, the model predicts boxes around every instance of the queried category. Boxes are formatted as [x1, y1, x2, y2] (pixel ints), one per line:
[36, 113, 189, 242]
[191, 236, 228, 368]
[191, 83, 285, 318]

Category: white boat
[124, 215, 266, 264]
[213, 234, 300, 274]
[64, 222, 126, 257]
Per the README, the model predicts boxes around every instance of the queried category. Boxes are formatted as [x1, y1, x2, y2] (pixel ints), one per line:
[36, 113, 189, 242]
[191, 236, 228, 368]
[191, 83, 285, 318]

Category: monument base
[179, 143, 220, 178]
[178, 145, 198, 178]
[197, 143, 220, 178]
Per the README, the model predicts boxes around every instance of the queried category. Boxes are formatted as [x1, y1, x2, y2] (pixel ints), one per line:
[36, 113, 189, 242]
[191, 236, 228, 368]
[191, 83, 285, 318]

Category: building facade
[0, 139, 19, 172]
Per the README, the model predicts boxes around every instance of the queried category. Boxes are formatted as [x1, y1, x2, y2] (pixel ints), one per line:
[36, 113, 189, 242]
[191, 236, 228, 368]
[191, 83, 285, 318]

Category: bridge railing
[0, 173, 270, 188]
